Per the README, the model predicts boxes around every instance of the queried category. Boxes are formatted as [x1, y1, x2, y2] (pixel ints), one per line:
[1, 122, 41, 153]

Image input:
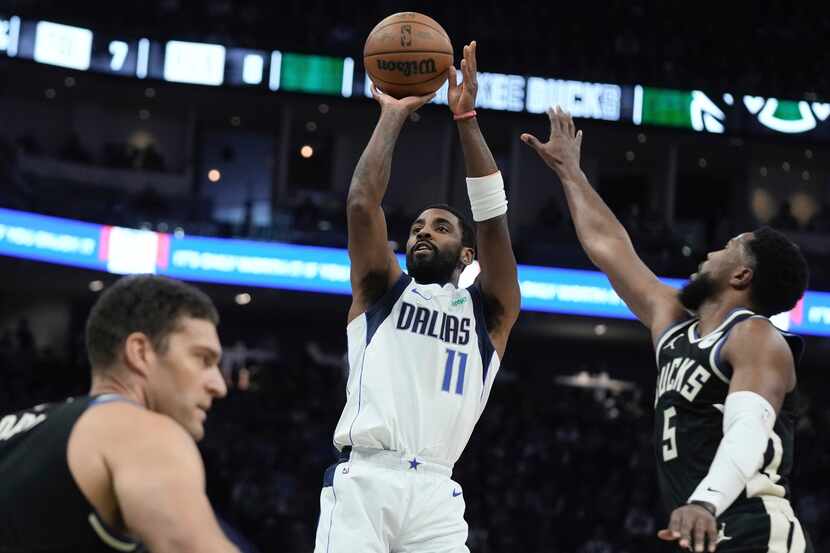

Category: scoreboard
[1, 14, 829, 141]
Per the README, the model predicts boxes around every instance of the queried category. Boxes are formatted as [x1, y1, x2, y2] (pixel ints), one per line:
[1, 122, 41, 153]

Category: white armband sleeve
[688, 391, 776, 517]
[466, 171, 507, 222]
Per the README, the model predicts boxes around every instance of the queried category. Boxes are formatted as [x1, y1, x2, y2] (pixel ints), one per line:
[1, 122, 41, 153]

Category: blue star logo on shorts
[409, 457, 421, 470]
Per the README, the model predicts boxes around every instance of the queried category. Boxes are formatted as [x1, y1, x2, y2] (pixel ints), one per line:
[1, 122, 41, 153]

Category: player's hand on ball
[448, 41, 478, 116]
[371, 83, 435, 117]
[521, 106, 583, 181]
[658, 503, 718, 552]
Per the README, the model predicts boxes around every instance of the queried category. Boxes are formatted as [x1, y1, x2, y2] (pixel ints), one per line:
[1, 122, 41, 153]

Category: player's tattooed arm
[451, 42, 520, 356]
[521, 108, 686, 342]
[346, 86, 434, 322]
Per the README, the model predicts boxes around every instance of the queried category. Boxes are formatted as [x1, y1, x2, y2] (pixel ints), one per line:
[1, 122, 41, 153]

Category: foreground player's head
[406, 204, 475, 286]
[679, 227, 809, 317]
[85, 275, 226, 441]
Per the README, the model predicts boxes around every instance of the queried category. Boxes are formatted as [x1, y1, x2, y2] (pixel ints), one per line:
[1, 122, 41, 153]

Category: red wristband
[453, 110, 477, 121]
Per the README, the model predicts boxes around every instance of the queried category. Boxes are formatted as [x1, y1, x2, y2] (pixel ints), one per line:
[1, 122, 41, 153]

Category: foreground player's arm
[108, 412, 239, 553]
[659, 319, 796, 552]
[521, 109, 685, 341]
[347, 85, 434, 322]
[450, 42, 520, 355]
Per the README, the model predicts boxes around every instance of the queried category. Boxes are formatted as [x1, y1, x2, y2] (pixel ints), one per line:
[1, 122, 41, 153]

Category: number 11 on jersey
[442, 349, 467, 396]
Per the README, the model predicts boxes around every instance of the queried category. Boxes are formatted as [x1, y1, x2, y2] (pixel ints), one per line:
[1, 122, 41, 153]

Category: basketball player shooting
[0, 275, 239, 553]
[521, 108, 812, 552]
[314, 41, 521, 553]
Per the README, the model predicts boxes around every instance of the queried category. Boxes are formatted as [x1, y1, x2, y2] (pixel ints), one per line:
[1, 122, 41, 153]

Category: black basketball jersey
[0, 395, 143, 553]
[653, 309, 803, 516]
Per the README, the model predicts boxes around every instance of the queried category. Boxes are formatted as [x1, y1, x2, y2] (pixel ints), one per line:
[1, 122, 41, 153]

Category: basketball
[363, 12, 453, 99]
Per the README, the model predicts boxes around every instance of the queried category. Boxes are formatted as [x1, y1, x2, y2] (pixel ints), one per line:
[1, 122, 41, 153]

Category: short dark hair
[415, 203, 476, 251]
[744, 227, 809, 317]
[85, 275, 219, 369]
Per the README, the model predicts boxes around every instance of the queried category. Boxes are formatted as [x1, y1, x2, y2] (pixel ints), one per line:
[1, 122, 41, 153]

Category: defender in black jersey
[523, 107, 812, 552]
[0, 275, 239, 553]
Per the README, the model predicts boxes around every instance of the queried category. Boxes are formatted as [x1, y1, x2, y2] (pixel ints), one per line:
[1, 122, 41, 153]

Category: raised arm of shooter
[521, 108, 686, 342]
[347, 85, 435, 323]
[449, 41, 520, 357]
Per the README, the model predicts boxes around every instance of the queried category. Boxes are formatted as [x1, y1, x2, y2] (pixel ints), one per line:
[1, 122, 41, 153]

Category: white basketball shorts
[314, 447, 470, 553]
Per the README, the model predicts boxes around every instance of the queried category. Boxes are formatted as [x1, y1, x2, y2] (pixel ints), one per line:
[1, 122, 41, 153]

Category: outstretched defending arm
[347, 86, 434, 323]
[449, 42, 520, 357]
[521, 108, 686, 342]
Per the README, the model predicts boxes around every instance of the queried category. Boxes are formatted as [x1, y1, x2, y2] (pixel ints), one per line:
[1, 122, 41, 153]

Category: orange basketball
[363, 12, 453, 99]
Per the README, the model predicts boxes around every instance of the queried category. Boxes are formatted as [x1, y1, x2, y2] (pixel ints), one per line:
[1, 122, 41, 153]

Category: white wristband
[687, 391, 776, 516]
[466, 171, 507, 222]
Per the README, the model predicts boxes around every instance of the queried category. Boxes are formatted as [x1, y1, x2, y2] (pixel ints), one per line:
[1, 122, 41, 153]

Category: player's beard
[679, 272, 718, 313]
[406, 243, 462, 285]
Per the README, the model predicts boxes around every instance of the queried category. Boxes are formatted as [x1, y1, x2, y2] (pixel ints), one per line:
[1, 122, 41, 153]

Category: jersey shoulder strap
[364, 272, 412, 345]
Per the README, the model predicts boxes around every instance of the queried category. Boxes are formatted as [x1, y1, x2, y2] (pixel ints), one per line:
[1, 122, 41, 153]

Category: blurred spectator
[16, 133, 41, 156]
[102, 142, 134, 169]
[59, 133, 92, 164]
[16, 319, 35, 353]
[140, 143, 167, 172]
[293, 197, 321, 232]
[771, 200, 800, 231]
[129, 185, 167, 220]
[807, 203, 830, 233]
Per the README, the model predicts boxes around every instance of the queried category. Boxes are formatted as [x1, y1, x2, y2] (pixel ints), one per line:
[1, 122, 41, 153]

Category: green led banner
[633, 86, 728, 133]
[280, 53, 344, 95]
[637, 87, 694, 129]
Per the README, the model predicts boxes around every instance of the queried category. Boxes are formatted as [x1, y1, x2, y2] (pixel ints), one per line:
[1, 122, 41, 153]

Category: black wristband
[689, 500, 717, 517]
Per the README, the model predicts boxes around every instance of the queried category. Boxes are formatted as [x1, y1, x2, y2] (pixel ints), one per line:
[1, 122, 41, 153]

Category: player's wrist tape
[453, 110, 477, 120]
[689, 500, 716, 517]
[466, 171, 507, 222]
[688, 391, 776, 517]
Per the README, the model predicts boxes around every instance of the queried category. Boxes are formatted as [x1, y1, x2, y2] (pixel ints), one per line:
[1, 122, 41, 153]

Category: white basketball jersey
[333, 273, 500, 466]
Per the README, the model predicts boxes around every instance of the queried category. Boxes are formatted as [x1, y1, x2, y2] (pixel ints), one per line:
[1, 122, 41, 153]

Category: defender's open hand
[521, 106, 583, 181]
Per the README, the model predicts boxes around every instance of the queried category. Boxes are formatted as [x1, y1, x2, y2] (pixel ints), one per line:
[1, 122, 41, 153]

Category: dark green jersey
[0, 395, 143, 553]
[653, 309, 803, 516]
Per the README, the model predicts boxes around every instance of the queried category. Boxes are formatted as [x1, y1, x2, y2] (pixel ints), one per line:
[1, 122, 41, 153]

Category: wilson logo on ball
[376, 58, 437, 77]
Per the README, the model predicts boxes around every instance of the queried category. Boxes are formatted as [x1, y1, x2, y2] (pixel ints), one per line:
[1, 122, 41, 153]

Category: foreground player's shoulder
[74, 401, 196, 461]
[80, 405, 233, 552]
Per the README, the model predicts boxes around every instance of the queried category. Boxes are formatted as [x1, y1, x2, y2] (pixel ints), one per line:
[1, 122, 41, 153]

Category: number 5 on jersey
[442, 349, 467, 395]
[662, 406, 678, 461]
